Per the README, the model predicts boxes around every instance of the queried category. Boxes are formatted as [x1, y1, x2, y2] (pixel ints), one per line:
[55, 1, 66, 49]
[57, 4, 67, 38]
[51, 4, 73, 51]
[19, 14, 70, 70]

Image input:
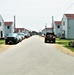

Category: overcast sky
[0, 0, 74, 31]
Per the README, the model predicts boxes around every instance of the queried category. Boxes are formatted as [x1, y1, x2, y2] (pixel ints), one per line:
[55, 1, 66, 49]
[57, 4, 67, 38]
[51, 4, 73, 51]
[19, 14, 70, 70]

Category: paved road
[0, 35, 74, 75]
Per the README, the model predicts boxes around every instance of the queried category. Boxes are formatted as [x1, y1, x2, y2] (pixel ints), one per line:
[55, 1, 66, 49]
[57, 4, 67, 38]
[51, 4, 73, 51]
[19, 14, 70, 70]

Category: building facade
[15, 28, 25, 33]
[42, 28, 53, 35]
[0, 15, 4, 39]
[4, 22, 14, 37]
[61, 14, 74, 39]
[54, 21, 62, 38]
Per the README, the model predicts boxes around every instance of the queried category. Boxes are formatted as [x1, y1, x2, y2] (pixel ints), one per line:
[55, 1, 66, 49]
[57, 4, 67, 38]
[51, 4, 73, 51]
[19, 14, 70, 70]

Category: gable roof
[0, 15, 4, 22]
[64, 14, 74, 19]
[55, 21, 61, 25]
[15, 28, 25, 32]
[15, 28, 24, 30]
[45, 28, 53, 30]
[4, 22, 13, 25]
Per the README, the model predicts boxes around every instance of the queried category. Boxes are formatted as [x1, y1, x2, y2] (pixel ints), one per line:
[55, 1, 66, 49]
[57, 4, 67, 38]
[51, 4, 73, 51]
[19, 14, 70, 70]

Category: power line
[56, 2, 74, 18]
[64, 3, 74, 12]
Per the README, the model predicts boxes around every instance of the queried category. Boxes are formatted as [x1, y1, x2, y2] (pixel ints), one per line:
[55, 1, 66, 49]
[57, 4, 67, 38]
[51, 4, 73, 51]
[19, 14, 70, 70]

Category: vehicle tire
[53, 39, 55, 43]
[15, 42, 18, 44]
[54, 41, 55, 43]
[15, 40, 18, 44]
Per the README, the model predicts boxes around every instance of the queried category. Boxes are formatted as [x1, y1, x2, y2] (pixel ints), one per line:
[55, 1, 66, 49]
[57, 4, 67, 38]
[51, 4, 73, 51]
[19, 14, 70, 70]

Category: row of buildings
[42, 14, 74, 39]
[0, 15, 29, 39]
[1, 13, 74, 39]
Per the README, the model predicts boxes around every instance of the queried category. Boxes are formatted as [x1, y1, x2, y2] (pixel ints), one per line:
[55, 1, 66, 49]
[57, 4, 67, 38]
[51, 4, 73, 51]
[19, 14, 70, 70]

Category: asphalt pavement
[0, 35, 74, 75]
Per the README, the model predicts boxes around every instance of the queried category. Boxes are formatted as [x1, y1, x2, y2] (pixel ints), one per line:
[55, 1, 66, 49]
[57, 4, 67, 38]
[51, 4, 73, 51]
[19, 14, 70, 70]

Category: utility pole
[14, 15, 16, 32]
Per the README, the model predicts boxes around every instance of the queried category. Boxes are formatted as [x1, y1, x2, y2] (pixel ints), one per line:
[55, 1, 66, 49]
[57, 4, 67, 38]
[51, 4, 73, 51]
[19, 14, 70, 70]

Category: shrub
[68, 40, 74, 47]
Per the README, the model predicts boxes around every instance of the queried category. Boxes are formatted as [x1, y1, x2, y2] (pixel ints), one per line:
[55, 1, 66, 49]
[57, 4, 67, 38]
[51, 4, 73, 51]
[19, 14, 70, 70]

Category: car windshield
[7, 33, 17, 37]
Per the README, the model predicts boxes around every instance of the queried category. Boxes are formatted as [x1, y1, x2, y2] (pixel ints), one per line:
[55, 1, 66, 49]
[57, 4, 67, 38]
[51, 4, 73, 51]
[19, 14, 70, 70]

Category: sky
[0, 0, 74, 32]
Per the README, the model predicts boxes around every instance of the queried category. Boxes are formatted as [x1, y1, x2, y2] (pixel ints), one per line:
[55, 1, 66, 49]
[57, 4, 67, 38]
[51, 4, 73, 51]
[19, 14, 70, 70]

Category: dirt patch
[53, 44, 74, 56]
[0, 44, 12, 53]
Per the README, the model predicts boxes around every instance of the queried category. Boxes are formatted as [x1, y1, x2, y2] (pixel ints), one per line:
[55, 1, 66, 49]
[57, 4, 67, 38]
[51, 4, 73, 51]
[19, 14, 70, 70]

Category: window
[7, 26, 10, 29]
[63, 21, 65, 25]
[57, 25, 60, 28]
[0, 22, 1, 26]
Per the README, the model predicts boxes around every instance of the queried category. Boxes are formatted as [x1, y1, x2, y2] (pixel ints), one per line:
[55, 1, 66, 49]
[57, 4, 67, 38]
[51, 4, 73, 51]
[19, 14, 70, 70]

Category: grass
[0, 39, 5, 44]
[65, 46, 74, 52]
[56, 38, 70, 45]
[56, 38, 74, 52]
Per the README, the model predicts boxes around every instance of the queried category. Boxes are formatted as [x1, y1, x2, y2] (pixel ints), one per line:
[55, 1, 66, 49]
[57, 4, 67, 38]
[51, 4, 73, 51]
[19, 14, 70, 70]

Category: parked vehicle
[17, 35, 22, 42]
[18, 32, 25, 39]
[5, 33, 19, 44]
[44, 32, 56, 43]
[24, 33, 30, 38]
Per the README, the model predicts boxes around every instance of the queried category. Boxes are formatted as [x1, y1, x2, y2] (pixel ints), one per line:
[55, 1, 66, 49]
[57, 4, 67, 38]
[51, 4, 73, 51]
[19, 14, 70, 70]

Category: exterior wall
[0, 15, 4, 38]
[61, 15, 74, 39]
[4, 23, 14, 37]
[53, 23, 56, 35]
[61, 15, 68, 39]
[42, 29, 53, 35]
[54, 23, 62, 38]
[68, 19, 74, 39]
[4, 25, 12, 37]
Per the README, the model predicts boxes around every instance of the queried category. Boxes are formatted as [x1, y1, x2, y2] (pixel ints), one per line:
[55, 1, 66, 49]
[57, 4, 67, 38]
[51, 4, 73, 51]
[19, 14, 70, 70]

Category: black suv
[5, 33, 19, 44]
[44, 32, 56, 43]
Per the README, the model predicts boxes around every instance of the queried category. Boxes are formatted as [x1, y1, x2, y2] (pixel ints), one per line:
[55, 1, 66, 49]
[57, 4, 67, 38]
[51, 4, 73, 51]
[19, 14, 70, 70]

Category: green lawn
[0, 39, 5, 44]
[56, 38, 70, 46]
[56, 38, 74, 52]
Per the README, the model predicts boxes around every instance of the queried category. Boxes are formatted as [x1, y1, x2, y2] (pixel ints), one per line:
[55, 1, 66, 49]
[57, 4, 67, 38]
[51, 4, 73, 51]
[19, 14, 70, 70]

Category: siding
[54, 22, 62, 38]
[68, 19, 74, 39]
[62, 15, 68, 39]
[54, 25, 62, 37]
[0, 15, 4, 38]
[4, 26, 12, 36]
[42, 29, 52, 35]
[4, 22, 14, 37]
[62, 15, 74, 39]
